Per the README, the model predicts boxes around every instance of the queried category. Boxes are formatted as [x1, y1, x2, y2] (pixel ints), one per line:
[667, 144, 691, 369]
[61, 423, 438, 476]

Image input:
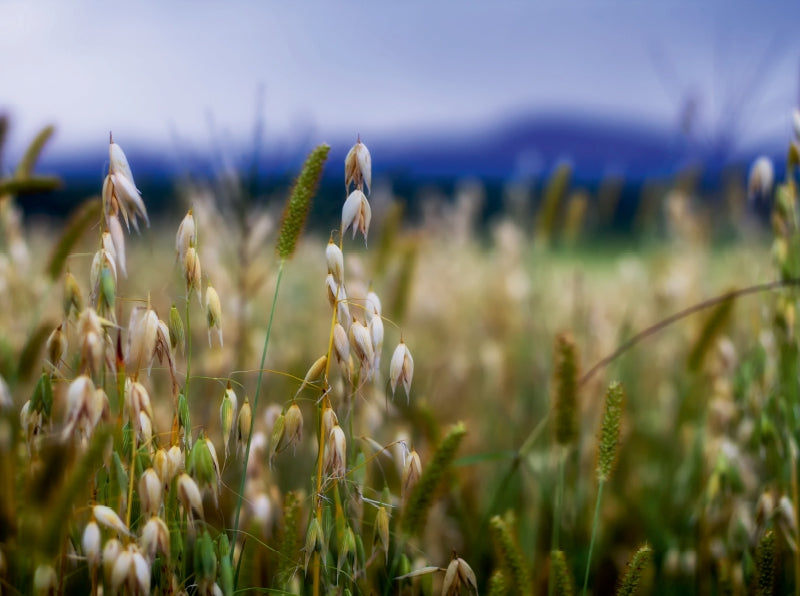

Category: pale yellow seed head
[82, 520, 101, 568]
[140, 515, 170, 563]
[326, 239, 344, 285]
[324, 424, 347, 478]
[177, 473, 204, 520]
[139, 468, 163, 517]
[184, 246, 202, 303]
[342, 189, 372, 243]
[345, 137, 372, 194]
[176, 209, 196, 264]
[389, 340, 414, 401]
[205, 284, 223, 348]
[284, 402, 303, 453]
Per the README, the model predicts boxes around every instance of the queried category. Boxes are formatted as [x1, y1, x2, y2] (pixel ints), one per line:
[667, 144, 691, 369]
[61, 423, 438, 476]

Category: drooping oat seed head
[45, 323, 67, 370]
[443, 555, 478, 596]
[389, 340, 414, 402]
[106, 136, 149, 232]
[324, 423, 347, 479]
[183, 246, 202, 304]
[374, 505, 390, 563]
[76, 307, 112, 374]
[295, 355, 327, 398]
[336, 284, 351, 331]
[402, 448, 422, 504]
[139, 468, 163, 517]
[237, 396, 252, 456]
[93, 504, 132, 537]
[365, 289, 382, 321]
[126, 306, 159, 377]
[108, 216, 127, 277]
[33, 564, 57, 596]
[345, 136, 372, 195]
[125, 378, 154, 429]
[369, 309, 384, 371]
[61, 374, 95, 442]
[63, 271, 83, 319]
[220, 383, 237, 462]
[321, 400, 338, 440]
[326, 273, 338, 308]
[283, 401, 303, 454]
[326, 238, 344, 285]
[342, 189, 372, 244]
[188, 430, 221, 507]
[82, 519, 101, 568]
[333, 322, 352, 378]
[102, 538, 122, 585]
[276, 144, 330, 259]
[748, 156, 774, 202]
[349, 317, 375, 379]
[176, 208, 196, 264]
[205, 283, 223, 347]
[153, 319, 178, 391]
[304, 517, 325, 574]
[177, 472, 204, 522]
[168, 304, 185, 354]
[140, 515, 170, 563]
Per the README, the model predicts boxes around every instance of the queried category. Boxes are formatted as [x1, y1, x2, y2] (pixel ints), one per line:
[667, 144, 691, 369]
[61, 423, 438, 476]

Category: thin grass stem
[232, 258, 286, 584]
[582, 480, 604, 596]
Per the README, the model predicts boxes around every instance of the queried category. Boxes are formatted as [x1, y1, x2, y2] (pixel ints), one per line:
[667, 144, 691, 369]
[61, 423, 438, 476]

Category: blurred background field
[3, 1, 800, 594]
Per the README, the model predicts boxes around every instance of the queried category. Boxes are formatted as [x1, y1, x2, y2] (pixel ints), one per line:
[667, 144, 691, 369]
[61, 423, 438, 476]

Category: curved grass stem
[582, 480, 604, 596]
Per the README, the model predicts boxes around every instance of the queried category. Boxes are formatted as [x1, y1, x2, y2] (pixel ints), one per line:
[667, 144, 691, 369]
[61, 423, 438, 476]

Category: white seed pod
[111, 171, 149, 232]
[283, 402, 303, 453]
[139, 468, 162, 517]
[108, 215, 127, 277]
[365, 290, 382, 321]
[175, 209, 196, 264]
[205, 284, 223, 347]
[402, 449, 422, 503]
[183, 246, 202, 304]
[342, 189, 372, 244]
[93, 504, 132, 537]
[369, 312, 384, 371]
[102, 537, 122, 585]
[324, 424, 347, 478]
[349, 318, 374, 379]
[345, 138, 372, 194]
[125, 379, 154, 425]
[110, 548, 133, 595]
[748, 156, 774, 201]
[32, 564, 57, 596]
[326, 240, 344, 285]
[389, 340, 414, 401]
[126, 306, 159, 375]
[336, 285, 351, 331]
[82, 520, 101, 568]
[325, 273, 338, 308]
[442, 556, 478, 596]
[61, 375, 95, 442]
[167, 445, 185, 481]
[333, 323, 351, 378]
[131, 545, 151, 594]
[321, 404, 338, 441]
[140, 515, 170, 563]
[177, 473, 204, 521]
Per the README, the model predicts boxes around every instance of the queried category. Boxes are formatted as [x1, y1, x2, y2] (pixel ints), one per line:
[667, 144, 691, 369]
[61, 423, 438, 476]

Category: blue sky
[1, 1, 799, 160]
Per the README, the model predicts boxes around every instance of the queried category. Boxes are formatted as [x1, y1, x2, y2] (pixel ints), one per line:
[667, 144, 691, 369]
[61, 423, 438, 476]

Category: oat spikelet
[550, 550, 574, 596]
[490, 513, 531, 595]
[597, 381, 624, 482]
[552, 332, 579, 447]
[616, 543, 652, 596]
[402, 422, 466, 536]
[276, 144, 330, 259]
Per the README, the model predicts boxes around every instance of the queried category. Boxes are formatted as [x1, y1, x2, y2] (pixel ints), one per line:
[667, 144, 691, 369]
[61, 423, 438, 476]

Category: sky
[1, 1, 799, 162]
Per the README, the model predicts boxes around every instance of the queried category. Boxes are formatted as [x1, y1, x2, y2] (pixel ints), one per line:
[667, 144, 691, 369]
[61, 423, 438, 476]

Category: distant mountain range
[17, 110, 789, 218]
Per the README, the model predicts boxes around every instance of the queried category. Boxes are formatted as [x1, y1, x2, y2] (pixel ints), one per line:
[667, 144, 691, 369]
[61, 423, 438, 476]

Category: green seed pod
[168, 304, 185, 354]
[194, 531, 218, 590]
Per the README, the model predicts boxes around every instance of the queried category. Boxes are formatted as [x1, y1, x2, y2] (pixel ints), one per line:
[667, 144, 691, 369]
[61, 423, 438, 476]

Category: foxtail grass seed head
[748, 156, 774, 202]
[284, 401, 303, 453]
[552, 332, 579, 447]
[205, 283, 223, 347]
[443, 556, 478, 596]
[617, 544, 652, 596]
[176, 208, 196, 264]
[342, 189, 372, 244]
[597, 381, 625, 482]
[168, 304, 185, 354]
[82, 519, 101, 568]
[276, 144, 330, 259]
[324, 423, 347, 478]
[326, 238, 344, 285]
[237, 397, 252, 455]
[183, 246, 202, 303]
[63, 271, 84, 318]
[345, 136, 372, 195]
[390, 340, 414, 401]
[550, 550, 575, 596]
